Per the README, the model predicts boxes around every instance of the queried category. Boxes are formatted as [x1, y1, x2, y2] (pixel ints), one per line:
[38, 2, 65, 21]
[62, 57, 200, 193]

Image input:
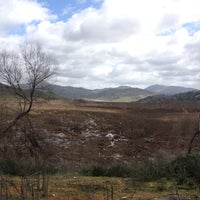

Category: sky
[1, 0, 200, 89]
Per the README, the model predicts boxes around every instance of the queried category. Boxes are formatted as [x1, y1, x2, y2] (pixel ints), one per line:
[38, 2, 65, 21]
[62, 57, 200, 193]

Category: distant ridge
[85, 86, 152, 102]
[1, 82, 199, 102]
[0, 83, 59, 99]
[145, 84, 197, 95]
[49, 84, 152, 102]
[139, 90, 200, 103]
[39, 83, 199, 102]
[47, 84, 93, 99]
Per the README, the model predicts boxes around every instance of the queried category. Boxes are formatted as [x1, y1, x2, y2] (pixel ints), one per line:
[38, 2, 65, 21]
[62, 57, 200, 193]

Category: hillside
[0, 83, 59, 99]
[48, 84, 153, 102]
[0, 83, 15, 96]
[146, 84, 196, 95]
[85, 86, 152, 102]
[45, 83, 198, 102]
[47, 84, 93, 99]
[139, 90, 200, 103]
[1, 82, 199, 103]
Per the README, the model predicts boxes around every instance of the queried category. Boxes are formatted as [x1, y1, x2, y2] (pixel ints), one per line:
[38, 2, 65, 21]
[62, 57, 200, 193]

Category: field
[29, 99, 200, 171]
[1, 174, 199, 200]
[1, 98, 200, 199]
[31, 175, 200, 200]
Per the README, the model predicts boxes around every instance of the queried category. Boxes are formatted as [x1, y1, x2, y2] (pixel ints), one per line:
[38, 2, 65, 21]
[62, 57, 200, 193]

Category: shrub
[81, 163, 131, 177]
[0, 157, 20, 175]
[81, 165, 107, 177]
[107, 163, 131, 177]
[81, 158, 168, 180]
[131, 157, 169, 182]
[171, 154, 200, 185]
[155, 178, 168, 192]
[0, 157, 58, 176]
[81, 154, 200, 186]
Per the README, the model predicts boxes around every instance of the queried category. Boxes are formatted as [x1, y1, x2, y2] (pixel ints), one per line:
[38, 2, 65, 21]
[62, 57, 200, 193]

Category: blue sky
[1, 0, 200, 89]
[42, 0, 103, 21]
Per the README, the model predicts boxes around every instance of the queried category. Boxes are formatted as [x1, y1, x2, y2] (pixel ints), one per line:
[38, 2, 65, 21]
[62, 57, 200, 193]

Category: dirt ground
[1, 99, 200, 199]
[26, 99, 200, 171]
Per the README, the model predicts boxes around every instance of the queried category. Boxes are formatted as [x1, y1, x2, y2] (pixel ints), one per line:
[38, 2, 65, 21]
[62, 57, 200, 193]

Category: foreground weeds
[34, 175, 200, 200]
[2, 155, 200, 199]
[0, 175, 200, 200]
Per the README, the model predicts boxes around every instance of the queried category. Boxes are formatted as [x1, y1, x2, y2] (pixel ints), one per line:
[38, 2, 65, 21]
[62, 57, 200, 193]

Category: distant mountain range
[0, 82, 199, 102]
[46, 83, 198, 102]
[48, 85, 153, 102]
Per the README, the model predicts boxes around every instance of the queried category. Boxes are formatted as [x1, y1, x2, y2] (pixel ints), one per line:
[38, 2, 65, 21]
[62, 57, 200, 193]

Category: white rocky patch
[106, 132, 116, 140]
[81, 130, 100, 138]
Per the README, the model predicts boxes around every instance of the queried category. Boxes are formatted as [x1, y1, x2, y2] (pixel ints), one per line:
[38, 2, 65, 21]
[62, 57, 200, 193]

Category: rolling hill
[0, 83, 59, 99]
[145, 84, 197, 95]
[48, 84, 198, 102]
[139, 90, 200, 103]
[48, 84, 153, 102]
[1, 82, 199, 102]
[85, 86, 153, 102]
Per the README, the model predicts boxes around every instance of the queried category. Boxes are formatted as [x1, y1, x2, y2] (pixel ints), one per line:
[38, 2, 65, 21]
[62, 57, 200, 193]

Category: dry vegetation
[1, 98, 200, 199]
[0, 174, 199, 200]
[28, 99, 200, 171]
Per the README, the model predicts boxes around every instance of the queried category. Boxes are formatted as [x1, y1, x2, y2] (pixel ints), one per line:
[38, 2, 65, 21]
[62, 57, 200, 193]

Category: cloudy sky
[1, 0, 200, 89]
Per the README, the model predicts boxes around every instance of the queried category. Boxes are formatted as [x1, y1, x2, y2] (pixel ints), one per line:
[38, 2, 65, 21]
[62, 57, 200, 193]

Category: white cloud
[1, 0, 200, 89]
[0, 0, 57, 52]
[63, 7, 139, 42]
[0, 0, 55, 35]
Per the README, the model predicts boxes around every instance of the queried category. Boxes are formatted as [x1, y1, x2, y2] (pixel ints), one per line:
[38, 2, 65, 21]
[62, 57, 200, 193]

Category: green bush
[81, 154, 200, 186]
[0, 157, 20, 175]
[81, 163, 131, 177]
[81, 165, 107, 177]
[107, 163, 131, 177]
[131, 157, 169, 182]
[0, 157, 58, 176]
[81, 158, 168, 180]
[171, 154, 200, 185]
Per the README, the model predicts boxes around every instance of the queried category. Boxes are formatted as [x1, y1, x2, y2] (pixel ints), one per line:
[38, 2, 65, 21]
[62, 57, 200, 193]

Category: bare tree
[0, 42, 57, 199]
[0, 42, 57, 136]
[0, 41, 57, 170]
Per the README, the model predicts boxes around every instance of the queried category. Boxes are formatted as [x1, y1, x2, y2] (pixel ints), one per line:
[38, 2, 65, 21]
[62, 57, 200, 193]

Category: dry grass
[47, 176, 200, 200]
[39, 175, 172, 200]
[32, 99, 120, 114]
[2, 175, 196, 200]
[1, 98, 200, 170]
[1, 98, 200, 199]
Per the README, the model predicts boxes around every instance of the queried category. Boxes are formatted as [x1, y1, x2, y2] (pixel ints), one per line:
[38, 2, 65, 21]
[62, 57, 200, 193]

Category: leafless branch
[0, 42, 57, 136]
